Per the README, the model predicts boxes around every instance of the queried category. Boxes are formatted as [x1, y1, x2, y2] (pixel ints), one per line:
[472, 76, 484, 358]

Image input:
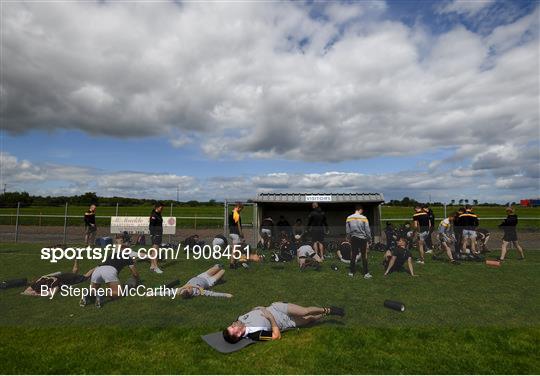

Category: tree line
[0, 192, 220, 208]
[0, 192, 513, 208]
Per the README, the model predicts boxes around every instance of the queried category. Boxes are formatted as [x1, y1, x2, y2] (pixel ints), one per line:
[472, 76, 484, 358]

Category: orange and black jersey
[246, 330, 273, 341]
[84, 211, 96, 227]
[458, 211, 479, 230]
[229, 209, 242, 235]
[412, 211, 430, 232]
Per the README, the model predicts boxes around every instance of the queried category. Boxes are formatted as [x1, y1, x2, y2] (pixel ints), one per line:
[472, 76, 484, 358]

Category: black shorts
[85, 226, 97, 235]
[502, 232, 518, 242]
[383, 255, 406, 273]
[311, 229, 325, 242]
[350, 237, 368, 254]
[151, 234, 163, 245]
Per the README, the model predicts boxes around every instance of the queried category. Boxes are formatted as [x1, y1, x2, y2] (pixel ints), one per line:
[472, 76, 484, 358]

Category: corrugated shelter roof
[253, 192, 384, 203]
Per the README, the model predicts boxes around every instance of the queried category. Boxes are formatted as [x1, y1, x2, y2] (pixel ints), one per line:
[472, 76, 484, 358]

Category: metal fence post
[63, 202, 68, 245]
[115, 202, 119, 216]
[253, 203, 258, 247]
[444, 204, 447, 218]
[223, 200, 228, 236]
[169, 203, 173, 243]
[14, 202, 20, 243]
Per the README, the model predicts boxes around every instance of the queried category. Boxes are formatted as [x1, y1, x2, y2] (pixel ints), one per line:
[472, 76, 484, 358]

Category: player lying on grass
[161, 264, 233, 298]
[22, 269, 94, 297]
[296, 243, 323, 271]
[383, 237, 417, 276]
[229, 241, 263, 269]
[222, 302, 345, 343]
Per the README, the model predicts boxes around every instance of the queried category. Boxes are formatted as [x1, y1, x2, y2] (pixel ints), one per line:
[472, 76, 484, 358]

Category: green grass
[0, 243, 539, 374]
[1, 205, 538, 229]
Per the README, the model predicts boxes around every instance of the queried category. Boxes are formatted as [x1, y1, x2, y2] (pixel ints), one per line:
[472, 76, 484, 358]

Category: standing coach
[149, 202, 164, 274]
[346, 205, 372, 279]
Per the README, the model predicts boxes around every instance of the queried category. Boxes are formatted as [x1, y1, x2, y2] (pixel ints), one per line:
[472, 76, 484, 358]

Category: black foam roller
[384, 300, 405, 312]
[1, 278, 28, 289]
[165, 279, 180, 289]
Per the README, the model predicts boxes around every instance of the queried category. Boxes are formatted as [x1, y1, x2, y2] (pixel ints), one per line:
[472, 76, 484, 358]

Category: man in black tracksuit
[422, 204, 435, 252]
[149, 202, 164, 274]
[307, 203, 329, 259]
[453, 208, 465, 256]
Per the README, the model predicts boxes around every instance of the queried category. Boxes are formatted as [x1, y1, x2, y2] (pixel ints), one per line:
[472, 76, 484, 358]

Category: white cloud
[170, 135, 193, 148]
[1, 1, 537, 163]
[1, 151, 538, 202]
[486, 7, 539, 54]
[437, 0, 495, 17]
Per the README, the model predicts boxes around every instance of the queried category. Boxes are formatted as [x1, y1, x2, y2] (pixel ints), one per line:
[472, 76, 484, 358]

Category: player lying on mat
[166, 264, 233, 298]
[223, 302, 345, 343]
[296, 243, 323, 270]
[383, 237, 417, 277]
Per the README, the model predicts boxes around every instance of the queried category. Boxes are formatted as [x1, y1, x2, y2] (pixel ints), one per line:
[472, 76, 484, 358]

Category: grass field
[0, 242, 539, 374]
[1, 205, 539, 229]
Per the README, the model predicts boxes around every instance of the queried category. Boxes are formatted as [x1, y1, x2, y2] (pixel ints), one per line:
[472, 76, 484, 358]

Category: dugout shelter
[224, 193, 384, 244]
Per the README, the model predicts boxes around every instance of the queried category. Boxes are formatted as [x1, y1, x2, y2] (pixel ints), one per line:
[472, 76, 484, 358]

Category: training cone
[485, 259, 501, 268]
[384, 300, 405, 312]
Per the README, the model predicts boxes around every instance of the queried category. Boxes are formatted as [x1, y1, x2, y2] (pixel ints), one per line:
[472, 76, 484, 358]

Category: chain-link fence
[1, 202, 539, 248]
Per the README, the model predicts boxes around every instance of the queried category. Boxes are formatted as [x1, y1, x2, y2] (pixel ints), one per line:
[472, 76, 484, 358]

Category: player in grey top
[223, 302, 345, 343]
[345, 205, 372, 278]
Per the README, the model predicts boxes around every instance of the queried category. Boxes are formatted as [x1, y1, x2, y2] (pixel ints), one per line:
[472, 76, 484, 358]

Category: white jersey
[297, 245, 316, 258]
[438, 218, 452, 235]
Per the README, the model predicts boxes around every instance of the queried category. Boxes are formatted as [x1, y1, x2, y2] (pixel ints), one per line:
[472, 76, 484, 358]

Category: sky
[0, 0, 539, 203]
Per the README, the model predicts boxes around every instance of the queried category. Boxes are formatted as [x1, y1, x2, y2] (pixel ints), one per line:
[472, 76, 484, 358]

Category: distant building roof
[253, 192, 384, 203]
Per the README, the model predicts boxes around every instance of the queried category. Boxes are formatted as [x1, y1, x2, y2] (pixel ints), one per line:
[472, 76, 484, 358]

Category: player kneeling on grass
[80, 239, 139, 308]
[383, 237, 417, 277]
[164, 264, 232, 299]
[212, 234, 228, 250]
[336, 241, 361, 264]
[296, 243, 323, 271]
[223, 302, 345, 343]
[434, 215, 460, 264]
